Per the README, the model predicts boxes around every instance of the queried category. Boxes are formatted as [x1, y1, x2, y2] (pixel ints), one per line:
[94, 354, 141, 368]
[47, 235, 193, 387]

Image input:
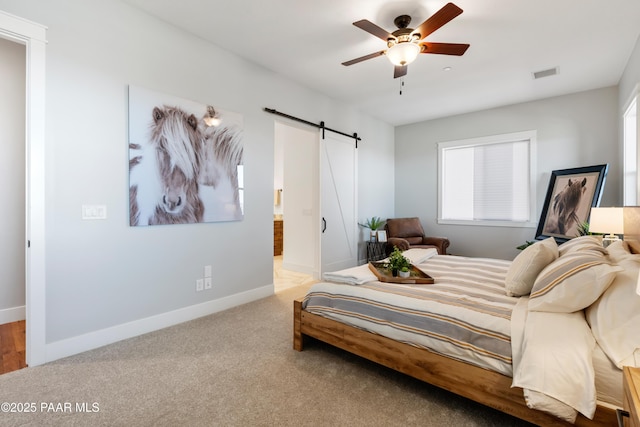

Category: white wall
[395, 87, 619, 260]
[619, 35, 640, 113]
[273, 137, 284, 218]
[619, 35, 640, 205]
[355, 117, 395, 262]
[0, 37, 25, 323]
[277, 122, 318, 276]
[0, 0, 394, 361]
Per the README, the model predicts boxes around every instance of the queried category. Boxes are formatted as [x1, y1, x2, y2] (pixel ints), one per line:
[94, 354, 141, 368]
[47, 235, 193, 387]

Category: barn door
[320, 131, 357, 275]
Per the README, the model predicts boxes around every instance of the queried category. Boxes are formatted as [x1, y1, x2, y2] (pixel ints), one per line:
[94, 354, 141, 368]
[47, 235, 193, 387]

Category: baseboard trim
[44, 285, 273, 363]
[0, 306, 26, 324]
[281, 261, 314, 275]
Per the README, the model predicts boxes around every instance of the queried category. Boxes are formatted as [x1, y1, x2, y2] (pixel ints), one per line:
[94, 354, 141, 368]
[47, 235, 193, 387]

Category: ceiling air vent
[533, 67, 559, 79]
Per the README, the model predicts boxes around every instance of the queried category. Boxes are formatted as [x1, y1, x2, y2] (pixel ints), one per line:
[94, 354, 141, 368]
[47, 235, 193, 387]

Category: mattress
[303, 255, 518, 376]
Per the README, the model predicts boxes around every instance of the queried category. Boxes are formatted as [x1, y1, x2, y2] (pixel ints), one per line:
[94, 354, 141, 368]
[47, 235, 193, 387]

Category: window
[438, 131, 536, 227]
[624, 90, 638, 206]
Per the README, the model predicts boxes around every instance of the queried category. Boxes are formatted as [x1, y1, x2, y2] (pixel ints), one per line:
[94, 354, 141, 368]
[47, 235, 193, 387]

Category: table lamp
[589, 207, 624, 247]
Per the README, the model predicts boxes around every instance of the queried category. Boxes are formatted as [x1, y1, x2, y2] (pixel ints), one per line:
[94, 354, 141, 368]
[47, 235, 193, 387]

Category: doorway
[0, 33, 26, 374]
[273, 122, 317, 290]
[273, 120, 357, 289]
[0, 10, 47, 367]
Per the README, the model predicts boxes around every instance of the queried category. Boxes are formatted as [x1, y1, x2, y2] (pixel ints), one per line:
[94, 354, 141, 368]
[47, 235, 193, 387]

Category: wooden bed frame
[293, 298, 617, 426]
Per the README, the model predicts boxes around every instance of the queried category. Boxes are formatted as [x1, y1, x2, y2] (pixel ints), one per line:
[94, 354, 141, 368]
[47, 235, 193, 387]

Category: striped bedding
[303, 255, 521, 376]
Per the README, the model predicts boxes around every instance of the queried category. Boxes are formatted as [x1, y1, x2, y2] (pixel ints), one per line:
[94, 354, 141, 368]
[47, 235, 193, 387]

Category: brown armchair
[384, 217, 450, 255]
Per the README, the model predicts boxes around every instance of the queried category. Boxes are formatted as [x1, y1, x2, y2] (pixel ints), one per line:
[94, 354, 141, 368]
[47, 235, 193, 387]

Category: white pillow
[402, 248, 438, 265]
[586, 255, 640, 368]
[606, 239, 632, 263]
[558, 235, 606, 257]
[505, 237, 558, 297]
[528, 251, 621, 312]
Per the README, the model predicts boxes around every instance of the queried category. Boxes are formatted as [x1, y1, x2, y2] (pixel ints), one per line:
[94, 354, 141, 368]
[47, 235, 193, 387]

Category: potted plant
[358, 216, 385, 242]
[516, 241, 535, 250]
[398, 266, 411, 278]
[387, 246, 411, 277]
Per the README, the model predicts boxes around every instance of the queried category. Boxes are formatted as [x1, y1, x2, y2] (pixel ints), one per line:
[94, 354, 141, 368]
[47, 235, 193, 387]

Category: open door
[320, 132, 357, 275]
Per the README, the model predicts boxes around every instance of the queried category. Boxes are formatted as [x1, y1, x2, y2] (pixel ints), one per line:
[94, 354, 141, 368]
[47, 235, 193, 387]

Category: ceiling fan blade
[353, 19, 394, 41]
[420, 42, 470, 56]
[412, 2, 463, 40]
[394, 65, 408, 79]
[342, 50, 386, 66]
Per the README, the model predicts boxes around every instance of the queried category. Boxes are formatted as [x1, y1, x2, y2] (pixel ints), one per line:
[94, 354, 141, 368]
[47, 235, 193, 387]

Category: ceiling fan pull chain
[399, 78, 405, 95]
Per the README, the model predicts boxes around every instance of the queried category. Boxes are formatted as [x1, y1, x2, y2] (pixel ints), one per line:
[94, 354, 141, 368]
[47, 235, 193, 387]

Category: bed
[293, 237, 640, 426]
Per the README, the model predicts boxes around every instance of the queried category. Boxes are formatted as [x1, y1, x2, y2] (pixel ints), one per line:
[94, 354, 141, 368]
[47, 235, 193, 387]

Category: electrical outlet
[204, 277, 212, 289]
[196, 279, 204, 292]
[204, 265, 212, 278]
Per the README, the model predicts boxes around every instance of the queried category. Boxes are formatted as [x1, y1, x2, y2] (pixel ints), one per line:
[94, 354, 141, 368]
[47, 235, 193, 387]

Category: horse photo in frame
[128, 86, 244, 226]
[535, 164, 608, 242]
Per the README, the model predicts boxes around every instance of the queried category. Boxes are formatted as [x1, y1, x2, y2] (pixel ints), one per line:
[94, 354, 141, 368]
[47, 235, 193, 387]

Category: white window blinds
[438, 131, 536, 227]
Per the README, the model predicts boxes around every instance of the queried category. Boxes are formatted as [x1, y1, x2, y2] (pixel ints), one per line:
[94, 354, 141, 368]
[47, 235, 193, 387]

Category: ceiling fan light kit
[343, 2, 469, 79]
[386, 42, 421, 66]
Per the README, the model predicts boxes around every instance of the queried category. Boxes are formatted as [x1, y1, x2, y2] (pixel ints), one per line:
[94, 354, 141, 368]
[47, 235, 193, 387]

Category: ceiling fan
[342, 2, 470, 79]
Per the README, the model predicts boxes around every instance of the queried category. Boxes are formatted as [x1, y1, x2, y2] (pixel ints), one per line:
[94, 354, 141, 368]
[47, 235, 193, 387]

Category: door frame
[0, 10, 47, 366]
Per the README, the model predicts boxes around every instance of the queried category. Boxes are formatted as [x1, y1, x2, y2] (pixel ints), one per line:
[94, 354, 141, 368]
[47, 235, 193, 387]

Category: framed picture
[128, 85, 244, 227]
[377, 230, 388, 242]
[535, 164, 608, 242]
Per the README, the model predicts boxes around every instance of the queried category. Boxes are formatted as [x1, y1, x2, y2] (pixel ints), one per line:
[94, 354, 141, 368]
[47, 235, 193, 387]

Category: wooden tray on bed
[368, 262, 434, 285]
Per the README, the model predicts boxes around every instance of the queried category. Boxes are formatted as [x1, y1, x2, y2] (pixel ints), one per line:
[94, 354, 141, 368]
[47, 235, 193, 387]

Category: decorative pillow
[504, 237, 558, 297]
[606, 240, 632, 263]
[558, 235, 607, 257]
[528, 251, 621, 312]
[586, 255, 640, 369]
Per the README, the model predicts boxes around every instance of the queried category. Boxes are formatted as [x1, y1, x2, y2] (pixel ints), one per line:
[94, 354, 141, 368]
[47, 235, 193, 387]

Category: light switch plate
[82, 204, 107, 220]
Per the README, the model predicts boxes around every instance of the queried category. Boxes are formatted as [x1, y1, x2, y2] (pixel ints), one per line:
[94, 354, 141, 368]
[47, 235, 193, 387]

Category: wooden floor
[0, 320, 27, 375]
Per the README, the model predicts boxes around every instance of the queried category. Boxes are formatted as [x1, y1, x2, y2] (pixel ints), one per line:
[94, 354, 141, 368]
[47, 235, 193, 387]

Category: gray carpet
[0, 285, 534, 426]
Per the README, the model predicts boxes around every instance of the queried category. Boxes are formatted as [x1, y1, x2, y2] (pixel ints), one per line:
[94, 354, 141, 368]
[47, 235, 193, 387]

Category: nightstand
[621, 366, 640, 427]
[366, 241, 387, 262]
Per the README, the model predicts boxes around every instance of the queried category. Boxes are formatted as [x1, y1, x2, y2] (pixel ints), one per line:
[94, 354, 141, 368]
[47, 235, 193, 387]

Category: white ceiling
[122, 0, 640, 126]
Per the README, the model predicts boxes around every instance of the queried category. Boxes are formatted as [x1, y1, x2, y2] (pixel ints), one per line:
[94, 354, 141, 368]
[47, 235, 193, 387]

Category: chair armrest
[421, 237, 451, 255]
[386, 237, 410, 255]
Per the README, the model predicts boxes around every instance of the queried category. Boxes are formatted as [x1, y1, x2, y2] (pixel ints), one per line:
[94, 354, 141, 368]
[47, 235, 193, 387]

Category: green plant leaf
[358, 216, 384, 230]
[516, 241, 535, 250]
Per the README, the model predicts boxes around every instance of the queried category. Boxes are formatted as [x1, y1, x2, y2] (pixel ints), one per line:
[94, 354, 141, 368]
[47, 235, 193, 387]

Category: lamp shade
[386, 42, 420, 66]
[589, 207, 624, 235]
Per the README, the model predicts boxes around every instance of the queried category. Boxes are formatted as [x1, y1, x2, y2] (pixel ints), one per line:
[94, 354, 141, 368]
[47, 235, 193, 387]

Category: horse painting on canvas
[198, 105, 244, 222]
[128, 86, 244, 226]
[543, 177, 587, 236]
